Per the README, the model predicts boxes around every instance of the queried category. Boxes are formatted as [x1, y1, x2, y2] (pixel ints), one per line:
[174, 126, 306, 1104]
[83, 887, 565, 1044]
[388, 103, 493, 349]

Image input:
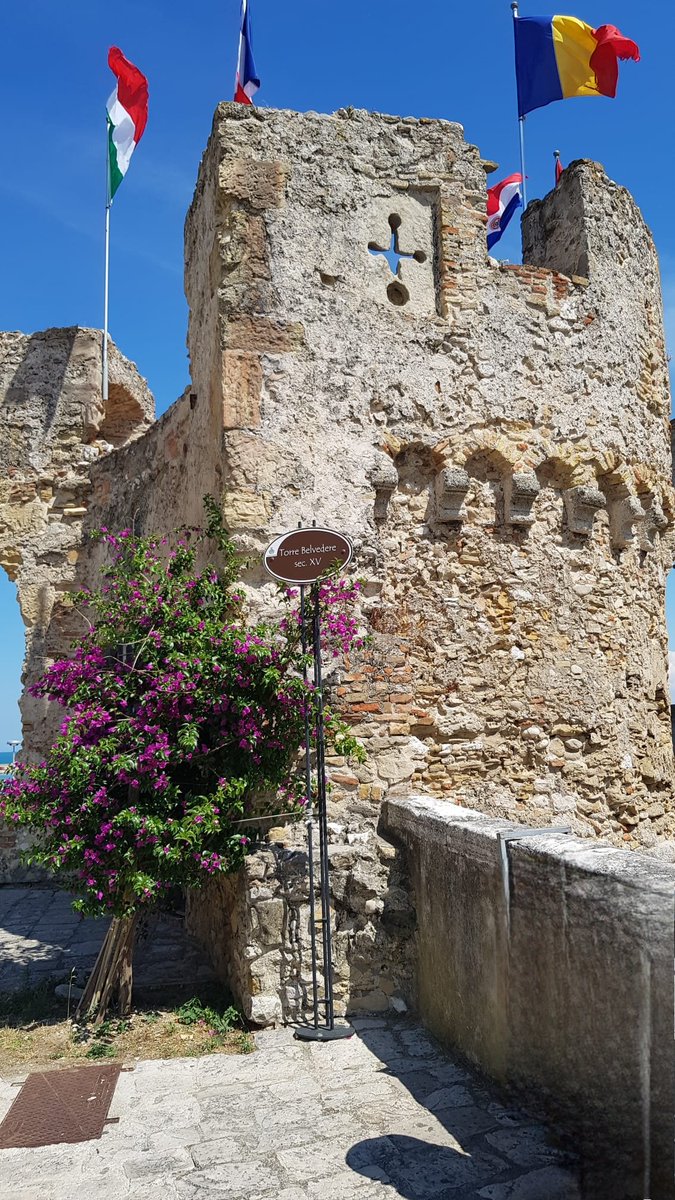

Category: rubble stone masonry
[1, 105, 674, 1019]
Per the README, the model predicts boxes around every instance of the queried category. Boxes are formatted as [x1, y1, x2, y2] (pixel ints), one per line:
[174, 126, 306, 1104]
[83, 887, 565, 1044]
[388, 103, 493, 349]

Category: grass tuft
[0, 983, 253, 1070]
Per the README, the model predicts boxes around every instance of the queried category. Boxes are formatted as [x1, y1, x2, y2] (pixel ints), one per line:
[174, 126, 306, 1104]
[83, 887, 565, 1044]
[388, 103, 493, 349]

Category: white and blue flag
[234, 0, 260, 104]
[486, 174, 523, 251]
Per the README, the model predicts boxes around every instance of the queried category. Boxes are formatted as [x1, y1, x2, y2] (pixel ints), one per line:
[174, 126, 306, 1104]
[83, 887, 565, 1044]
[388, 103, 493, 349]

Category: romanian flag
[514, 16, 639, 117]
[107, 48, 148, 199]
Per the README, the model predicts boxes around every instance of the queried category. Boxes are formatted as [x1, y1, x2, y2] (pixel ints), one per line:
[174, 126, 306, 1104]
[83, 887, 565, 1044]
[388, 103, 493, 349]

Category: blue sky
[1, 0, 674, 737]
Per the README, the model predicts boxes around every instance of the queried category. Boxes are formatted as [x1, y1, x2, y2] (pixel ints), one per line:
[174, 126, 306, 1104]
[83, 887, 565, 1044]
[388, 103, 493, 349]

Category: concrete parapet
[383, 793, 675, 1200]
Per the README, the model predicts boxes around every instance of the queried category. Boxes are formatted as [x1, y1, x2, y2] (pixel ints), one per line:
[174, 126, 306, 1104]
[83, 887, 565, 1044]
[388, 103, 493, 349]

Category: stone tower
[179, 104, 675, 1022]
[184, 105, 674, 847]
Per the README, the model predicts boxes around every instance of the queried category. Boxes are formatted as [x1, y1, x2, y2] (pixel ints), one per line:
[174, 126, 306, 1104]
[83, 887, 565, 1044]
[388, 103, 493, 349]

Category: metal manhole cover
[0, 1063, 122, 1148]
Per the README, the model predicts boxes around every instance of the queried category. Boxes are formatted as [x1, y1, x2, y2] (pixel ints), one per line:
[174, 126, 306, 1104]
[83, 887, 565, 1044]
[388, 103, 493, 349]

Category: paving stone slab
[175, 1160, 283, 1197]
[123, 1146, 195, 1181]
[0, 1018, 579, 1199]
[0, 887, 216, 997]
[477, 1166, 582, 1199]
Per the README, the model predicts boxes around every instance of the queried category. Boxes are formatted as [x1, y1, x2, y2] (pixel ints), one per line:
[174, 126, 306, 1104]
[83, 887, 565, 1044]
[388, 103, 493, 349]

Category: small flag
[554, 150, 564, 185]
[514, 16, 639, 117]
[107, 48, 149, 199]
[234, 0, 260, 104]
[486, 174, 523, 251]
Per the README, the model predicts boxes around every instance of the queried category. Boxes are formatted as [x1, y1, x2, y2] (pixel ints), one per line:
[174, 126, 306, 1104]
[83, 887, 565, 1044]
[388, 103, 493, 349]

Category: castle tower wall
[185, 106, 675, 850]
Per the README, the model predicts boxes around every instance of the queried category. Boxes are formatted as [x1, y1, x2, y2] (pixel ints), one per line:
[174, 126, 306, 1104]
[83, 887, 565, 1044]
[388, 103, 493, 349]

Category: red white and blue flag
[234, 0, 260, 104]
[486, 174, 523, 252]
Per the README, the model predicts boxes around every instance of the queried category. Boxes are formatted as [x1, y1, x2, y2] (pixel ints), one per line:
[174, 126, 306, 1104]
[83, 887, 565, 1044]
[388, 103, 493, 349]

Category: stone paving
[0, 1018, 580, 1200]
[0, 887, 217, 996]
[0, 889, 580, 1197]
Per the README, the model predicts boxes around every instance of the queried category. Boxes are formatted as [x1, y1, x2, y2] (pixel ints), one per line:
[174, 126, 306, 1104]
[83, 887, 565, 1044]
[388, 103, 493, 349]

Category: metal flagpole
[233, 0, 245, 100]
[102, 133, 111, 404]
[511, 1, 528, 210]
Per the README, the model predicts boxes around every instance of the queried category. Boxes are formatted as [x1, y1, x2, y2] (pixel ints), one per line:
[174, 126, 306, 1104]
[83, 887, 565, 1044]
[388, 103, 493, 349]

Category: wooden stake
[76, 914, 138, 1022]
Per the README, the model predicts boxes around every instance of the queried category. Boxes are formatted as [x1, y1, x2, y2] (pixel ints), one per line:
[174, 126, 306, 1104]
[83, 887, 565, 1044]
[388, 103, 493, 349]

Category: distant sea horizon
[0, 751, 18, 765]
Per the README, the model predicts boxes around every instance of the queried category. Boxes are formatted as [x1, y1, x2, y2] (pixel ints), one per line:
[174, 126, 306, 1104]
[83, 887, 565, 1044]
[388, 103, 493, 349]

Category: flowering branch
[1, 499, 364, 920]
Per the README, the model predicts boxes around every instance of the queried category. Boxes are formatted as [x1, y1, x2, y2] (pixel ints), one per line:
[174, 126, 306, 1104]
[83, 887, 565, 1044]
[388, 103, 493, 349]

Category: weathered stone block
[609, 494, 645, 550]
[639, 494, 669, 551]
[222, 316, 305, 354]
[218, 156, 288, 210]
[217, 350, 262, 429]
[252, 898, 286, 945]
[248, 993, 283, 1027]
[503, 472, 540, 526]
[369, 453, 398, 520]
[562, 485, 605, 535]
[434, 467, 470, 523]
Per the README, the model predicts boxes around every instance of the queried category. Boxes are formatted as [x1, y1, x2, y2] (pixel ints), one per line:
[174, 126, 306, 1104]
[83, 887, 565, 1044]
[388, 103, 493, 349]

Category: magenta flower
[5, 506, 364, 920]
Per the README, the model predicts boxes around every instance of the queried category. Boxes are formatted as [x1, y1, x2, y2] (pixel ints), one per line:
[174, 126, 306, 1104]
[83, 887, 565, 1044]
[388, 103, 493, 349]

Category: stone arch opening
[394, 443, 438, 495]
[99, 381, 148, 449]
[535, 456, 580, 537]
[0, 565, 25, 760]
[463, 448, 512, 526]
[535, 456, 578, 491]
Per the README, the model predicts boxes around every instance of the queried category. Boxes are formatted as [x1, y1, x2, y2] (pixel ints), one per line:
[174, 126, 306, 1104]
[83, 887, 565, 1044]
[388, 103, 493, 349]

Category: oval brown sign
[263, 527, 354, 585]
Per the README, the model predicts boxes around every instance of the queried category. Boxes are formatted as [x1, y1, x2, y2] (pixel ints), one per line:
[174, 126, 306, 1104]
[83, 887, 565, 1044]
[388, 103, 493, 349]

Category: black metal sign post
[299, 582, 320, 1029]
[263, 527, 354, 1042]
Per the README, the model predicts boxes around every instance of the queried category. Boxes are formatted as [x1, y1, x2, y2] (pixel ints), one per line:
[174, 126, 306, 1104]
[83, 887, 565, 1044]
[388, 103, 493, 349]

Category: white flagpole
[511, 1, 528, 210]
[102, 130, 111, 404]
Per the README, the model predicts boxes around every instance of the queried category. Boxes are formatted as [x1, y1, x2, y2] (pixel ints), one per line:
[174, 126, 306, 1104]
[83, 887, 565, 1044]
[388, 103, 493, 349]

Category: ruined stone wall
[0, 327, 154, 876]
[186, 819, 415, 1025]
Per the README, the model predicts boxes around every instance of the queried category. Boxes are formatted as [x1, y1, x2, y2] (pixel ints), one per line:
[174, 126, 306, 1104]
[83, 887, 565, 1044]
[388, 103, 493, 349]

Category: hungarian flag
[486, 174, 523, 251]
[107, 47, 149, 199]
[234, 0, 260, 104]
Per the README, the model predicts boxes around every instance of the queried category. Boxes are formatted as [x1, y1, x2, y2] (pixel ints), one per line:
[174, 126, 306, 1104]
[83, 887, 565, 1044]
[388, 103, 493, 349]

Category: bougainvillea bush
[1, 500, 364, 922]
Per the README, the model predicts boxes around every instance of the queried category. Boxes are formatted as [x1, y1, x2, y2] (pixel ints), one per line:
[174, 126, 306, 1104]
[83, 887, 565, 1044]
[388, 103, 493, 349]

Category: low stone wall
[185, 811, 416, 1026]
[383, 795, 675, 1200]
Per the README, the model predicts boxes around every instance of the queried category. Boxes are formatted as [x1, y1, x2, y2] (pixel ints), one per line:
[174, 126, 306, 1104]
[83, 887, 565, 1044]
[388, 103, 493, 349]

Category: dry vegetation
[0, 983, 254, 1073]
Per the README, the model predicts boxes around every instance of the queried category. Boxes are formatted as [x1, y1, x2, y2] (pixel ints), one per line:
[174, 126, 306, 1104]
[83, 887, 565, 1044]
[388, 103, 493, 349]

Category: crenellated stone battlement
[369, 427, 675, 553]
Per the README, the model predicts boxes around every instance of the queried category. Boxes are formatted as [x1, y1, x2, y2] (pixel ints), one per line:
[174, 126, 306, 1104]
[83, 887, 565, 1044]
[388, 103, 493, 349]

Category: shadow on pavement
[345, 1017, 580, 1200]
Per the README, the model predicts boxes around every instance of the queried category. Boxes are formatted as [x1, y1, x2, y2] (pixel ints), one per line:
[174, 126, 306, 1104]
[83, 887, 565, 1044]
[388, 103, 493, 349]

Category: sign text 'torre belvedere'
[263, 528, 353, 585]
